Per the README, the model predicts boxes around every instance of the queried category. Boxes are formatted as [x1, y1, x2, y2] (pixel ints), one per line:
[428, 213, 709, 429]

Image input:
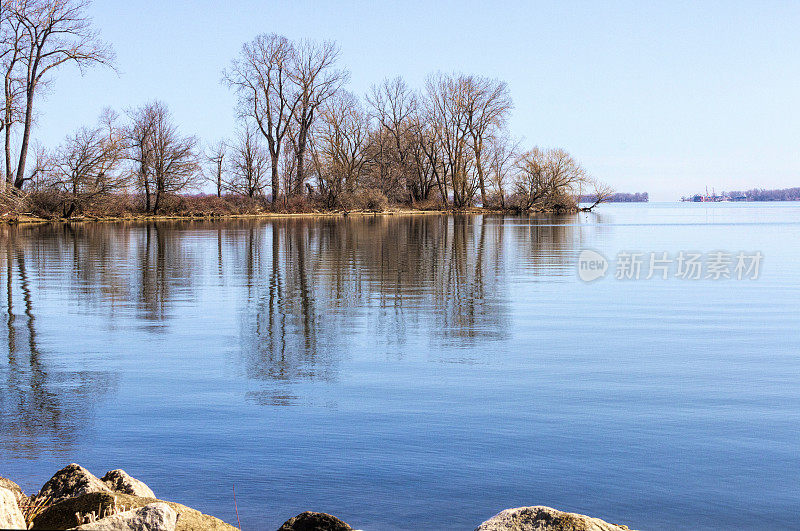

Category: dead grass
[19, 495, 52, 528]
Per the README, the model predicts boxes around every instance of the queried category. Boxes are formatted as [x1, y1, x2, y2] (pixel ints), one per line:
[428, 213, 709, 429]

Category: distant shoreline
[681, 187, 800, 202]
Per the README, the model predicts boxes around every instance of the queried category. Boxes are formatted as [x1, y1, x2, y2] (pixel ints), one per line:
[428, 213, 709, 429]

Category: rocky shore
[1, 464, 635, 530]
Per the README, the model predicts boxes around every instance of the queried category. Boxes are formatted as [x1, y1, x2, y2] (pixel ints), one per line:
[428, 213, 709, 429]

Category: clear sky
[35, 0, 800, 201]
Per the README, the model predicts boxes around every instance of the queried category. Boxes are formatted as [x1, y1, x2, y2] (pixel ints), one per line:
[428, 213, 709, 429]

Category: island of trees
[0, 0, 613, 221]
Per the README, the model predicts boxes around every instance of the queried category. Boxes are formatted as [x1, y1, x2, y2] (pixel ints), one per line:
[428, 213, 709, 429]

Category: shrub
[157, 194, 267, 216]
[276, 194, 321, 213]
[543, 190, 578, 212]
[343, 189, 388, 212]
[482, 192, 506, 209]
[411, 197, 445, 211]
[0, 188, 26, 217]
[25, 191, 72, 219]
[84, 193, 140, 217]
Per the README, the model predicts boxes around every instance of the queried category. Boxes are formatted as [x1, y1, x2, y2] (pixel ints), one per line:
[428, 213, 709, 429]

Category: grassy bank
[0, 206, 496, 225]
[1, 190, 572, 225]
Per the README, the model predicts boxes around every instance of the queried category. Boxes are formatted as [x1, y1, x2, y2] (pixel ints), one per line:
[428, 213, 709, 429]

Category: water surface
[1, 203, 799, 530]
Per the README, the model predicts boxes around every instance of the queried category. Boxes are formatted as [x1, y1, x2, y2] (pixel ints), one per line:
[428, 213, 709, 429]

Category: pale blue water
[1, 203, 799, 530]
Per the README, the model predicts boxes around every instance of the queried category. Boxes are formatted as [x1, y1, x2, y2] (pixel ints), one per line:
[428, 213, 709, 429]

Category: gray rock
[101, 470, 155, 498]
[475, 506, 633, 531]
[277, 511, 353, 531]
[37, 464, 112, 505]
[69, 502, 176, 530]
[0, 486, 26, 530]
[31, 491, 237, 531]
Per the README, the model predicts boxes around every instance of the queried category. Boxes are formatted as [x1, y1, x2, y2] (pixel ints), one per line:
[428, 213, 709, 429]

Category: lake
[2, 203, 799, 530]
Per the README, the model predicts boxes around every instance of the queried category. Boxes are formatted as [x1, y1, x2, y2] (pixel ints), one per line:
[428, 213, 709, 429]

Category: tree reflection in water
[0, 214, 595, 443]
[234, 214, 590, 385]
[1, 230, 117, 458]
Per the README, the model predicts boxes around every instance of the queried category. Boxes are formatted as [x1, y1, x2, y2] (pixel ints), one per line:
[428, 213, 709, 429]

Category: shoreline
[0, 207, 553, 226]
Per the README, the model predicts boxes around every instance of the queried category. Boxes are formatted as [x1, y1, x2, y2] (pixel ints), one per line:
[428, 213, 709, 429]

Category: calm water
[1, 203, 799, 530]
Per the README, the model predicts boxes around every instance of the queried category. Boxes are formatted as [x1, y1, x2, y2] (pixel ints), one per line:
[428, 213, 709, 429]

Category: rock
[31, 492, 237, 531]
[69, 502, 176, 530]
[0, 477, 24, 501]
[277, 511, 353, 531]
[0, 486, 27, 530]
[475, 506, 632, 531]
[37, 464, 113, 505]
[101, 470, 155, 499]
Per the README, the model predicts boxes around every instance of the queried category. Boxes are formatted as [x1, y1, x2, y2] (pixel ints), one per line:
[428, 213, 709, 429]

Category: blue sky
[35, 0, 800, 200]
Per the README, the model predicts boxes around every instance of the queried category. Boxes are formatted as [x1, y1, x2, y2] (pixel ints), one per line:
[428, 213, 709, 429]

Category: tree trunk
[435, 170, 447, 206]
[294, 129, 306, 196]
[294, 108, 314, 196]
[216, 161, 223, 197]
[5, 106, 13, 186]
[13, 91, 34, 189]
[144, 176, 151, 212]
[271, 160, 280, 203]
[476, 156, 488, 206]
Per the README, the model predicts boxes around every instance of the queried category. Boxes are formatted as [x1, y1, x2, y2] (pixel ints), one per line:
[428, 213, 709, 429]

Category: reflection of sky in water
[1, 204, 799, 530]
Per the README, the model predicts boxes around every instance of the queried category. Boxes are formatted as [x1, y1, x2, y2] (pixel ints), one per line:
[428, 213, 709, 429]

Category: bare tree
[366, 76, 419, 201]
[6, 0, 114, 189]
[462, 75, 512, 206]
[513, 147, 588, 211]
[127, 101, 199, 213]
[223, 33, 296, 203]
[513, 146, 547, 209]
[287, 38, 348, 196]
[46, 107, 126, 214]
[425, 72, 478, 208]
[362, 117, 402, 200]
[125, 102, 156, 212]
[485, 132, 517, 208]
[225, 123, 269, 198]
[25, 141, 51, 190]
[1, 2, 25, 190]
[204, 140, 227, 197]
[312, 90, 369, 206]
[582, 178, 614, 210]
[413, 108, 448, 204]
[406, 109, 439, 203]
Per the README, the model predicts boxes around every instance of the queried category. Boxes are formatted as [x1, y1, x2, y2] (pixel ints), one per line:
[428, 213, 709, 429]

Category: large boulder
[277, 511, 353, 531]
[475, 506, 632, 531]
[101, 470, 155, 499]
[0, 477, 24, 501]
[31, 492, 237, 531]
[37, 464, 113, 505]
[0, 487, 26, 530]
[69, 502, 176, 530]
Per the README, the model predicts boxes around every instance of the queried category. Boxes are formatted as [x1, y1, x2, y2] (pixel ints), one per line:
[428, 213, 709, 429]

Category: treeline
[1, 0, 612, 219]
[580, 192, 648, 203]
[727, 188, 800, 201]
